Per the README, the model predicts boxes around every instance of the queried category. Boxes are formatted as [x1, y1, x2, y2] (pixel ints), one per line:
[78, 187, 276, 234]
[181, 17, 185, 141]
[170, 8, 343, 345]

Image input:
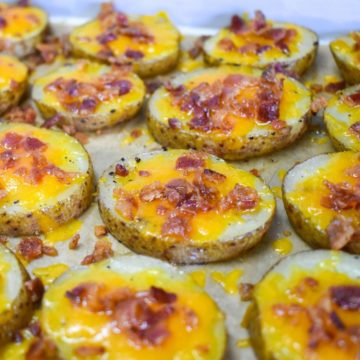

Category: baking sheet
[6, 18, 342, 359]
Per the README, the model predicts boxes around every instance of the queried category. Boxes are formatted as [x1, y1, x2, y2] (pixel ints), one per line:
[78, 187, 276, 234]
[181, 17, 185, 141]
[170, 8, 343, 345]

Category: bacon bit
[168, 117, 182, 129]
[272, 303, 305, 317]
[4, 105, 37, 125]
[125, 49, 144, 59]
[349, 122, 360, 139]
[0, 16, 6, 28]
[321, 180, 360, 211]
[81, 239, 114, 265]
[17, 237, 43, 262]
[239, 283, 254, 301]
[326, 215, 358, 250]
[139, 181, 164, 202]
[28, 321, 42, 337]
[220, 183, 259, 211]
[25, 337, 57, 360]
[271, 120, 287, 130]
[175, 153, 205, 171]
[94, 225, 107, 238]
[74, 346, 105, 356]
[156, 205, 169, 215]
[130, 128, 142, 138]
[146, 80, 162, 94]
[202, 168, 226, 183]
[69, 233, 80, 250]
[182, 307, 199, 330]
[330, 286, 360, 311]
[249, 168, 261, 177]
[346, 164, 360, 178]
[139, 170, 150, 177]
[218, 38, 236, 51]
[164, 178, 194, 205]
[41, 114, 62, 129]
[293, 277, 319, 296]
[161, 212, 191, 239]
[73, 132, 89, 145]
[188, 35, 209, 59]
[229, 15, 246, 34]
[115, 164, 129, 177]
[25, 278, 45, 304]
[311, 96, 328, 114]
[310, 83, 323, 93]
[324, 80, 346, 93]
[344, 91, 360, 106]
[42, 245, 58, 257]
[114, 188, 138, 220]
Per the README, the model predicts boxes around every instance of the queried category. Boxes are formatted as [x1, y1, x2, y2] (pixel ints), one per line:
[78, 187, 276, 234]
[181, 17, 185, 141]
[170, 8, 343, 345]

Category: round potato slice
[203, 12, 318, 76]
[283, 151, 360, 253]
[324, 85, 360, 151]
[148, 66, 311, 160]
[32, 60, 146, 131]
[0, 2, 47, 58]
[0, 244, 33, 345]
[41, 255, 226, 359]
[69, 3, 180, 78]
[249, 250, 360, 360]
[0, 123, 94, 236]
[330, 32, 360, 85]
[98, 149, 275, 264]
[0, 54, 28, 115]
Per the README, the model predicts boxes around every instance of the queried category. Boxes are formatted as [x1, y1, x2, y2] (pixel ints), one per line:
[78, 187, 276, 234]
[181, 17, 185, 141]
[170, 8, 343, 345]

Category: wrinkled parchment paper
[6, 19, 342, 359]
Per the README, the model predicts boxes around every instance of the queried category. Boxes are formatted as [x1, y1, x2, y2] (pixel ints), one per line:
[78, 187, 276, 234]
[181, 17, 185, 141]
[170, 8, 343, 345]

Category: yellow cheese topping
[255, 259, 360, 360]
[0, 3, 47, 38]
[70, 12, 179, 62]
[0, 250, 10, 313]
[41, 263, 226, 360]
[111, 151, 274, 243]
[154, 66, 309, 138]
[44, 219, 82, 244]
[331, 32, 360, 66]
[211, 269, 243, 295]
[34, 61, 145, 118]
[209, 23, 302, 66]
[286, 152, 360, 230]
[32, 263, 70, 286]
[272, 237, 293, 256]
[0, 123, 88, 215]
[0, 55, 27, 90]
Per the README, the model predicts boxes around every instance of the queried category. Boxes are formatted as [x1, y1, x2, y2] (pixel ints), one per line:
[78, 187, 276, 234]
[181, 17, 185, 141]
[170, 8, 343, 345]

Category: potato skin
[330, 46, 360, 85]
[147, 110, 311, 161]
[0, 165, 94, 237]
[0, 254, 33, 345]
[99, 187, 275, 265]
[0, 79, 27, 115]
[282, 174, 360, 255]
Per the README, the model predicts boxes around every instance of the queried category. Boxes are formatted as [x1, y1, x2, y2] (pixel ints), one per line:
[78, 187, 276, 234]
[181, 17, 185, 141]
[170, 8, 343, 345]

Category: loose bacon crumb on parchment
[81, 238, 114, 265]
[69, 233, 80, 250]
[17, 237, 58, 262]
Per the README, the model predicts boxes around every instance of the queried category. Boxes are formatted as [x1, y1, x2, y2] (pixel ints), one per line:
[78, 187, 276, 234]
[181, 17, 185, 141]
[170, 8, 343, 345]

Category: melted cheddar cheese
[153, 66, 310, 138]
[33, 61, 145, 118]
[70, 12, 179, 63]
[32, 263, 70, 286]
[110, 150, 275, 243]
[0, 250, 10, 313]
[0, 55, 27, 90]
[41, 259, 226, 360]
[254, 254, 360, 360]
[0, 3, 47, 39]
[330, 33, 360, 66]
[286, 152, 360, 230]
[0, 123, 89, 214]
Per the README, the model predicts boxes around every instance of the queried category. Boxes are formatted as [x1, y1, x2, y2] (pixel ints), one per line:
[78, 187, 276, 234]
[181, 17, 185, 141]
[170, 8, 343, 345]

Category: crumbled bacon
[74, 346, 105, 356]
[239, 283, 254, 301]
[17, 237, 43, 262]
[145, 80, 162, 94]
[115, 163, 129, 177]
[66, 282, 184, 347]
[202, 168, 226, 183]
[330, 286, 360, 311]
[250, 168, 261, 177]
[220, 183, 259, 211]
[349, 122, 360, 139]
[324, 80, 346, 93]
[94, 225, 107, 237]
[42, 245, 58, 257]
[25, 277, 45, 304]
[346, 164, 360, 178]
[229, 15, 246, 34]
[188, 35, 209, 59]
[311, 95, 328, 113]
[175, 153, 205, 171]
[139, 181, 164, 202]
[168, 117, 182, 129]
[0, 16, 6, 28]
[25, 337, 58, 360]
[326, 215, 358, 250]
[161, 212, 192, 239]
[41, 113, 62, 129]
[114, 188, 138, 220]
[4, 105, 37, 125]
[344, 91, 360, 106]
[81, 239, 114, 265]
[139, 170, 150, 177]
[69, 233, 80, 250]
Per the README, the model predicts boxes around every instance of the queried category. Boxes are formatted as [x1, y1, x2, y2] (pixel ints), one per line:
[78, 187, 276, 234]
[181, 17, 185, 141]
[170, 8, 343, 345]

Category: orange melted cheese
[331, 33, 360, 66]
[0, 3, 47, 38]
[0, 55, 27, 90]
[111, 151, 274, 243]
[41, 263, 226, 360]
[155, 67, 309, 138]
[286, 152, 360, 230]
[0, 251, 10, 313]
[70, 12, 179, 62]
[0, 124, 88, 215]
[255, 258, 360, 360]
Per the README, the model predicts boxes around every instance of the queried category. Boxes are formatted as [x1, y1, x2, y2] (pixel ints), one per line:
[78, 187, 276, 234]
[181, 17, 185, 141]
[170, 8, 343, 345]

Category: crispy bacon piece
[202, 168, 226, 183]
[311, 95, 328, 114]
[188, 35, 209, 59]
[220, 183, 259, 211]
[69, 233, 80, 250]
[344, 91, 360, 106]
[175, 153, 205, 171]
[326, 215, 358, 250]
[349, 122, 360, 139]
[324, 80, 346, 93]
[17, 237, 43, 262]
[346, 164, 360, 178]
[161, 212, 191, 239]
[239, 283, 254, 301]
[168, 117, 182, 129]
[81, 239, 114, 265]
[114, 188, 138, 220]
[94, 225, 107, 237]
[321, 180, 360, 211]
[330, 286, 360, 311]
[139, 181, 164, 202]
[115, 163, 129, 177]
[25, 337, 58, 360]
[25, 277, 45, 304]
[139, 170, 150, 177]
[4, 105, 37, 125]
[229, 15, 246, 34]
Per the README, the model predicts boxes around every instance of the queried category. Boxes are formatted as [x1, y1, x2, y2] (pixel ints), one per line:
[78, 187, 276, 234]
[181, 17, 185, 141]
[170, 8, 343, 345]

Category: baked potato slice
[203, 11, 318, 76]
[32, 60, 146, 131]
[324, 84, 360, 151]
[0, 244, 33, 345]
[283, 151, 360, 253]
[0, 54, 27, 115]
[147, 66, 311, 160]
[330, 32, 360, 85]
[248, 250, 360, 360]
[0, 123, 94, 236]
[98, 149, 275, 264]
[0, 2, 47, 58]
[41, 255, 226, 359]
[69, 3, 180, 78]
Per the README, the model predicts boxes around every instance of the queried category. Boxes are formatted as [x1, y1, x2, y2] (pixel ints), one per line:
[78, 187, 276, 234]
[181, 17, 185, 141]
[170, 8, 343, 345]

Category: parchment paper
[5, 19, 342, 359]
